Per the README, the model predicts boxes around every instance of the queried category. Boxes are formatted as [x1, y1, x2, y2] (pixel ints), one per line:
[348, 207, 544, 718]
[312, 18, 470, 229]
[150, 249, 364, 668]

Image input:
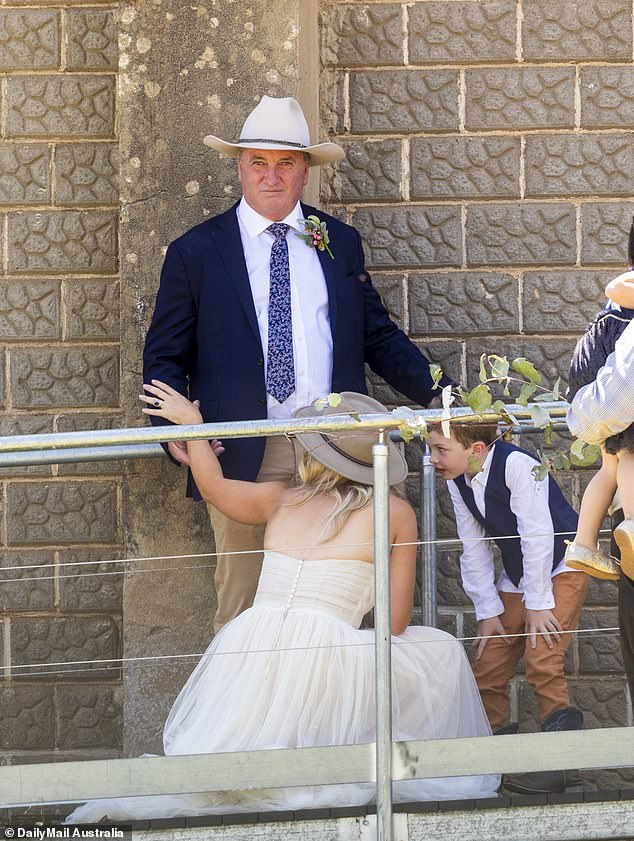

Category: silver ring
[153, 400, 162, 408]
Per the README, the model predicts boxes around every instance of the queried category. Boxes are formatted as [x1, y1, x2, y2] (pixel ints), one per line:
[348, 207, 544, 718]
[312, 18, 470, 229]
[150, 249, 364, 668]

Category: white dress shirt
[447, 446, 575, 621]
[567, 317, 634, 445]
[237, 198, 333, 419]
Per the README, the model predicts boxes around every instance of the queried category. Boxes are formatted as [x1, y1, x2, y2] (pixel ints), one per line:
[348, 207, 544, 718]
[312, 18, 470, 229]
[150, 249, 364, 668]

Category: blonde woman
[67, 387, 498, 822]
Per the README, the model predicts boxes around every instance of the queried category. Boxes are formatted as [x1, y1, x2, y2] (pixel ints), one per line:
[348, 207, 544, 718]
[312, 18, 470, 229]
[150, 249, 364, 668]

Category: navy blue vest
[452, 441, 578, 587]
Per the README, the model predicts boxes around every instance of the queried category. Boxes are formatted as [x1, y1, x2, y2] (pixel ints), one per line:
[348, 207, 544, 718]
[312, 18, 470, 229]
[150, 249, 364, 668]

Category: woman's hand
[141, 379, 204, 425]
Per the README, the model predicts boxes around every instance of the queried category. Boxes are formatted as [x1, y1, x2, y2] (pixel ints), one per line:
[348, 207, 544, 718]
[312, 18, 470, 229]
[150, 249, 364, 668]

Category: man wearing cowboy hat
[143, 95, 450, 630]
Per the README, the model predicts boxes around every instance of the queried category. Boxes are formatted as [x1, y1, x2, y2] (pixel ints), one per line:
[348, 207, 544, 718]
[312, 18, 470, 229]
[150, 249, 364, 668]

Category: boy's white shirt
[447, 445, 576, 621]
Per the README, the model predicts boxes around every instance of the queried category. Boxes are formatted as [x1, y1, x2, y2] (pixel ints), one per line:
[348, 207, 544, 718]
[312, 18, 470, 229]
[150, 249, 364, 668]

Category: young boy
[428, 423, 589, 793]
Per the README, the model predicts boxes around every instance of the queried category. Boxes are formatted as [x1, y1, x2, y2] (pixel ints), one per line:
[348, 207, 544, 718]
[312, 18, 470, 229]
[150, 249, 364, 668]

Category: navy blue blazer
[143, 201, 448, 493]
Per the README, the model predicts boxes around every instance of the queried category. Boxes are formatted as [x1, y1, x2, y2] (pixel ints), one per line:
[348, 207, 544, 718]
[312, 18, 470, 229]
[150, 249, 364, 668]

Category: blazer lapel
[302, 203, 338, 334]
[210, 204, 261, 342]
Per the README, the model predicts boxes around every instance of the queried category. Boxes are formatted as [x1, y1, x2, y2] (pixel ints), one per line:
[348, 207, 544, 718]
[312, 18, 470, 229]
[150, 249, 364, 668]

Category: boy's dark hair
[629, 214, 634, 268]
[429, 422, 499, 448]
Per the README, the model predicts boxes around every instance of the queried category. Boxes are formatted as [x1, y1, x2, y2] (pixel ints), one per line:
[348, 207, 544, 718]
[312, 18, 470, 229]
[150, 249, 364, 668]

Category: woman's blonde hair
[289, 450, 373, 540]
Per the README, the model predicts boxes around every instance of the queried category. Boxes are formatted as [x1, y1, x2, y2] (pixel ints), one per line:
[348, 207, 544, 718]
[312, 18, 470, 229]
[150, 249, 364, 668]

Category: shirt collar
[465, 443, 494, 489]
[237, 197, 304, 239]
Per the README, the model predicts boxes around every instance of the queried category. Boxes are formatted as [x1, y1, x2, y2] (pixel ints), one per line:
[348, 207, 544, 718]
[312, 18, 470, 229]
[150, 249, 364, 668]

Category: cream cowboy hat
[293, 392, 408, 486]
[203, 95, 344, 167]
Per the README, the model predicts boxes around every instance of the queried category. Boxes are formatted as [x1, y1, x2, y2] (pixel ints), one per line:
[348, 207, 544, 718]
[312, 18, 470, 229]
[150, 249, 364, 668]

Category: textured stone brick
[7, 481, 118, 545]
[0, 414, 54, 477]
[465, 68, 575, 130]
[350, 70, 459, 133]
[435, 479, 460, 539]
[525, 135, 634, 198]
[10, 347, 119, 408]
[523, 0, 632, 61]
[522, 270, 614, 334]
[63, 279, 119, 339]
[466, 203, 576, 266]
[581, 203, 634, 265]
[54, 143, 119, 205]
[465, 337, 577, 392]
[352, 206, 461, 268]
[0, 10, 59, 70]
[6, 76, 115, 138]
[409, 271, 518, 336]
[319, 68, 345, 136]
[437, 549, 470, 607]
[436, 611, 458, 637]
[371, 273, 404, 329]
[0, 550, 54, 611]
[57, 684, 122, 748]
[8, 211, 117, 273]
[66, 8, 117, 70]
[0, 145, 50, 204]
[11, 617, 118, 679]
[411, 137, 520, 200]
[581, 66, 634, 129]
[58, 547, 123, 611]
[578, 609, 623, 673]
[322, 4, 403, 66]
[409, 0, 516, 64]
[0, 281, 58, 339]
[585, 576, 618, 607]
[571, 678, 629, 729]
[0, 360, 5, 411]
[0, 686, 54, 749]
[323, 140, 401, 202]
[57, 412, 123, 475]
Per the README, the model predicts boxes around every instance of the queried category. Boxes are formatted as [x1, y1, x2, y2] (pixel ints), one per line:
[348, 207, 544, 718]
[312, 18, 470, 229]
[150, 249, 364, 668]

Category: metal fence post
[420, 443, 438, 628]
[373, 432, 393, 841]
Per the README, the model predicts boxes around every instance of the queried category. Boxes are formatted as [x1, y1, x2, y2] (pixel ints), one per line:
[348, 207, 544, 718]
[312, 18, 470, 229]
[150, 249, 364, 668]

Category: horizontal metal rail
[2, 728, 633, 808]
[0, 401, 568, 467]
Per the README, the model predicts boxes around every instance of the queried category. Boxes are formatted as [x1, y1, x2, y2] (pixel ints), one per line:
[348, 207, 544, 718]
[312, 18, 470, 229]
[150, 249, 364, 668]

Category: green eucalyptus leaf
[512, 357, 542, 385]
[490, 355, 510, 380]
[569, 439, 602, 467]
[530, 403, 551, 429]
[479, 354, 488, 383]
[517, 382, 537, 407]
[543, 423, 554, 446]
[466, 383, 493, 413]
[430, 364, 444, 389]
[532, 461, 550, 482]
[467, 454, 484, 475]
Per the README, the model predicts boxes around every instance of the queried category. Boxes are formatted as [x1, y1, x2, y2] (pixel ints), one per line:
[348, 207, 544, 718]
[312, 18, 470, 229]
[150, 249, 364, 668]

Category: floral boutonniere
[296, 215, 334, 259]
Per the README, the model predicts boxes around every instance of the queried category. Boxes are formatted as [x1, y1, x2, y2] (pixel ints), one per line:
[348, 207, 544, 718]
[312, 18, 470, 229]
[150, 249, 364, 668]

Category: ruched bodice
[253, 551, 374, 627]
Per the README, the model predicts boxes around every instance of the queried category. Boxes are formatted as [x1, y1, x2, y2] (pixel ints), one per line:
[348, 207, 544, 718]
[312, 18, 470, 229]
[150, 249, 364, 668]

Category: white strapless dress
[67, 552, 499, 821]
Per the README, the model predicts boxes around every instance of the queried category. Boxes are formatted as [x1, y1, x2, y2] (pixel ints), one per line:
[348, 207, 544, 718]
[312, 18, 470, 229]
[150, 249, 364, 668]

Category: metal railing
[4, 401, 630, 841]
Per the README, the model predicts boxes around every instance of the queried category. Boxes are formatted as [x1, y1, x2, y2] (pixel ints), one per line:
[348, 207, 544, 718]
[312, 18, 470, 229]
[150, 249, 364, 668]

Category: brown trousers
[472, 571, 589, 730]
[207, 435, 298, 632]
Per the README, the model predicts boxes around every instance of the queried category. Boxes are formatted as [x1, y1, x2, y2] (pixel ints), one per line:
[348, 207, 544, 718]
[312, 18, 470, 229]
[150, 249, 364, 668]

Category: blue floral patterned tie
[266, 223, 295, 403]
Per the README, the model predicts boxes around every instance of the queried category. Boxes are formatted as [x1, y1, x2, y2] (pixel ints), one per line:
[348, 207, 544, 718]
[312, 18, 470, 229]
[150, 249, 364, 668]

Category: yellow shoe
[564, 541, 620, 580]
[615, 519, 634, 579]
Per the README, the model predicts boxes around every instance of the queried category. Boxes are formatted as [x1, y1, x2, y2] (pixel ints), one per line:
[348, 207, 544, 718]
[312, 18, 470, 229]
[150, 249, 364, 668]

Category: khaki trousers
[472, 571, 589, 730]
[207, 435, 298, 632]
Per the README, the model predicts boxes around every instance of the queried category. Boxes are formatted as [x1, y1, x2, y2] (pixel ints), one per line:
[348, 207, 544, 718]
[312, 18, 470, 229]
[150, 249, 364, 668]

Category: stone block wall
[1, 0, 633, 792]
[0, 3, 122, 766]
[320, 0, 634, 773]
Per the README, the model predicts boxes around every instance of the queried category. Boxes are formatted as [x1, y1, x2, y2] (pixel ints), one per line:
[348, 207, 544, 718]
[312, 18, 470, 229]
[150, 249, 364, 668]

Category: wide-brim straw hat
[203, 95, 344, 167]
[293, 392, 408, 486]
